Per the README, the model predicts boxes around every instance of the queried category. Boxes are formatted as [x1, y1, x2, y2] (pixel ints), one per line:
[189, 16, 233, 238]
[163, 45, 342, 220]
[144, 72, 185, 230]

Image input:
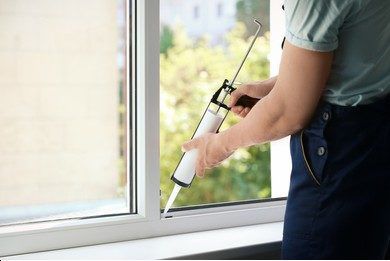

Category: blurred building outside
[160, 0, 238, 45]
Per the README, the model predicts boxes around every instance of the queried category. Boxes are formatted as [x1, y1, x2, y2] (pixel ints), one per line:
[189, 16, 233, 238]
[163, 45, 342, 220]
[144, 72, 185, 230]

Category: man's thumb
[181, 138, 199, 152]
[229, 89, 244, 107]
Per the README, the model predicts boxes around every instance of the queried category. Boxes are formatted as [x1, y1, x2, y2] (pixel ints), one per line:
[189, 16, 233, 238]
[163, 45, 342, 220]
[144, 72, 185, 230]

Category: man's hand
[182, 133, 234, 178]
[229, 76, 277, 118]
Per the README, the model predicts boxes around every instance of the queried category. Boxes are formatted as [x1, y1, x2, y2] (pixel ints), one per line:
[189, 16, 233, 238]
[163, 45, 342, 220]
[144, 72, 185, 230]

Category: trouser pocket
[300, 130, 322, 186]
[289, 128, 327, 188]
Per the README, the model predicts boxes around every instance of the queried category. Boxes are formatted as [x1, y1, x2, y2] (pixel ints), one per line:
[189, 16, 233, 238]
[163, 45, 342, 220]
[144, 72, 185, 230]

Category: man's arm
[220, 41, 333, 149]
[182, 40, 333, 177]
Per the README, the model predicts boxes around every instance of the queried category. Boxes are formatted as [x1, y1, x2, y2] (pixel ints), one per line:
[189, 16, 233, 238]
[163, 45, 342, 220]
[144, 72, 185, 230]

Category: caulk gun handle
[234, 95, 260, 109]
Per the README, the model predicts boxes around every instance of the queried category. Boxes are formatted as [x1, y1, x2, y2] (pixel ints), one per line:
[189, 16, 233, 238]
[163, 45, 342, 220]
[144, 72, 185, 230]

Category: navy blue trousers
[282, 96, 390, 259]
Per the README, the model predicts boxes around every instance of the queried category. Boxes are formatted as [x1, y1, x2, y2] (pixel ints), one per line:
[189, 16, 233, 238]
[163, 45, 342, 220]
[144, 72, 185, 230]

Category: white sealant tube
[172, 109, 224, 186]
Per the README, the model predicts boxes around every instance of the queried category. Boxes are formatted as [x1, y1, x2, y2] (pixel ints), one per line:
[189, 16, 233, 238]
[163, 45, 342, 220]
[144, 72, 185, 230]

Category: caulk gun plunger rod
[229, 19, 262, 87]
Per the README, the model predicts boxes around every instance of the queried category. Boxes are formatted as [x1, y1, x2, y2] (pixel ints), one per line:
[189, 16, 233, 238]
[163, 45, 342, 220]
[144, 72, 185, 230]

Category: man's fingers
[239, 107, 251, 118]
[231, 105, 244, 115]
[238, 111, 246, 118]
[229, 85, 253, 107]
[181, 138, 199, 152]
[229, 84, 262, 107]
[243, 107, 251, 115]
[195, 149, 206, 178]
[195, 162, 205, 178]
[229, 89, 245, 107]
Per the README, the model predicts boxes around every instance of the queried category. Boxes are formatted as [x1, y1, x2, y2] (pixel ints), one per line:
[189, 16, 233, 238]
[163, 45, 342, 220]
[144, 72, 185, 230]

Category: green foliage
[236, 0, 270, 38]
[160, 25, 174, 54]
[160, 23, 271, 208]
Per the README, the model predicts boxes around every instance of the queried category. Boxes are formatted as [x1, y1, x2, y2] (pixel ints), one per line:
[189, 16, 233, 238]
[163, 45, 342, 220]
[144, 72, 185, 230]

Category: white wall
[0, 0, 122, 207]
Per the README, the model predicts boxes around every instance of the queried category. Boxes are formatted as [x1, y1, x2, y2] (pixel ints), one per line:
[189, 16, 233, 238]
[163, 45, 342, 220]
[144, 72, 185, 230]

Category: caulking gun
[164, 20, 263, 216]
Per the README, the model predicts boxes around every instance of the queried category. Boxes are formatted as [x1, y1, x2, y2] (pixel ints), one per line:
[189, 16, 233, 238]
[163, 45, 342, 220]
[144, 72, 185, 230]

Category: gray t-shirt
[285, 0, 390, 106]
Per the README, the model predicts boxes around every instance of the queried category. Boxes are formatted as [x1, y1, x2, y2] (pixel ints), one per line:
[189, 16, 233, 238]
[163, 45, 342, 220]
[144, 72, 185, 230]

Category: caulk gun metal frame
[213, 19, 263, 111]
[170, 19, 263, 188]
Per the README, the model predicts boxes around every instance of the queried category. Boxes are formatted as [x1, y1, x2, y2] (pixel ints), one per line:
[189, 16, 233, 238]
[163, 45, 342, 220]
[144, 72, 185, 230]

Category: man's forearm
[219, 88, 300, 152]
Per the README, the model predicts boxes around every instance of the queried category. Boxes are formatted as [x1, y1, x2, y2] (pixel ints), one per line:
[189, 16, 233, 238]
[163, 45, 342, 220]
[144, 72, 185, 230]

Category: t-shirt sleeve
[285, 0, 353, 52]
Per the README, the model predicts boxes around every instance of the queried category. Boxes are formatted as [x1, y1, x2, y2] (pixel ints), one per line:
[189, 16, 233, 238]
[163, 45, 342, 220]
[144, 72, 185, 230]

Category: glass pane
[160, 0, 280, 209]
[0, 0, 130, 225]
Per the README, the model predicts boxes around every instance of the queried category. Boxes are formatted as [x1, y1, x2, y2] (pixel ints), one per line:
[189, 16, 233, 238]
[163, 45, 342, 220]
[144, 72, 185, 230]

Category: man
[182, 0, 390, 258]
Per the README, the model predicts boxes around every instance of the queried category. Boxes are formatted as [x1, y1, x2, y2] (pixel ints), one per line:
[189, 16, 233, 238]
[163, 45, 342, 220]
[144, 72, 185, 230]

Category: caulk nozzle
[163, 184, 182, 216]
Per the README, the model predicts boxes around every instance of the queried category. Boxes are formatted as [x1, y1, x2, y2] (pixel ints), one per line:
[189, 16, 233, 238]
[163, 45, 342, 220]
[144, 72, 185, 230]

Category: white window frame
[0, 0, 289, 257]
[270, 0, 291, 198]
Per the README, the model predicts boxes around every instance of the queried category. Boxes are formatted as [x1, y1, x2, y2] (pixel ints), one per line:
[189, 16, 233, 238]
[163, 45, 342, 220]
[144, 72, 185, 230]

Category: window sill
[6, 222, 283, 259]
